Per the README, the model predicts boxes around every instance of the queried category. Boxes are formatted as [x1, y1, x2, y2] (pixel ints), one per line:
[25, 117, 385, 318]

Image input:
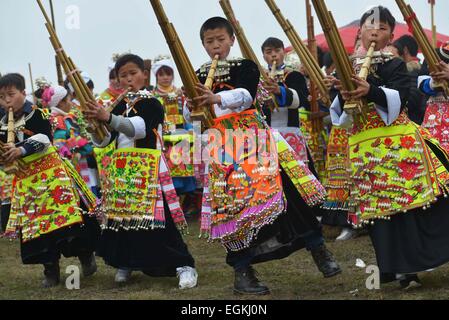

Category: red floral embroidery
[102, 156, 112, 168]
[384, 138, 393, 148]
[400, 136, 416, 149]
[40, 220, 51, 232]
[397, 161, 421, 181]
[68, 206, 75, 214]
[51, 186, 73, 205]
[115, 158, 127, 169]
[54, 215, 68, 227]
[53, 168, 66, 178]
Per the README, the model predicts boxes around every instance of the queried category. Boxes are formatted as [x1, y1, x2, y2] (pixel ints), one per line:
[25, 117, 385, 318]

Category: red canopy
[294, 19, 449, 54]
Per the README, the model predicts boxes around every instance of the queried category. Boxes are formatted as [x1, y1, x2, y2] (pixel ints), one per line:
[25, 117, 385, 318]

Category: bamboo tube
[395, 0, 449, 95]
[270, 61, 277, 79]
[150, 0, 215, 128]
[306, 0, 322, 134]
[359, 42, 376, 80]
[37, 0, 107, 139]
[220, 0, 280, 111]
[28, 63, 37, 104]
[2, 108, 20, 174]
[265, 0, 330, 106]
[205, 55, 220, 90]
[311, 0, 355, 93]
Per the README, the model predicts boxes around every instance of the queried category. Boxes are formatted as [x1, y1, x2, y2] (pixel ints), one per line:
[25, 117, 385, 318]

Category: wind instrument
[1, 108, 22, 174]
[306, 0, 323, 133]
[205, 55, 220, 90]
[265, 0, 330, 106]
[312, 0, 369, 126]
[105, 87, 132, 114]
[396, 0, 449, 96]
[49, 0, 64, 85]
[28, 63, 37, 105]
[305, 0, 326, 178]
[150, 0, 215, 129]
[36, 0, 108, 140]
[219, 0, 279, 111]
[270, 60, 277, 79]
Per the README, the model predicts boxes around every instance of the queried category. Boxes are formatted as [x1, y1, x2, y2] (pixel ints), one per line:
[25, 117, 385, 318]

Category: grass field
[1, 221, 449, 300]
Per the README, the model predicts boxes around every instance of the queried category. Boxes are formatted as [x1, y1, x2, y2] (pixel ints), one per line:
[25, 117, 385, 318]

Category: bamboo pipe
[265, 0, 330, 106]
[220, 0, 281, 111]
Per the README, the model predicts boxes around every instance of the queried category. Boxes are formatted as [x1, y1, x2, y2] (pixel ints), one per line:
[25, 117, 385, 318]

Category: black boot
[234, 266, 270, 295]
[79, 253, 97, 277]
[311, 244, 342, 278]
[399, 274, 422, 290]
[42, 262, 60, 288]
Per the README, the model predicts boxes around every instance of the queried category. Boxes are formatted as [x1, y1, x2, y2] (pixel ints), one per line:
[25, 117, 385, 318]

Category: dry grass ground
[1, 222, 449, 300]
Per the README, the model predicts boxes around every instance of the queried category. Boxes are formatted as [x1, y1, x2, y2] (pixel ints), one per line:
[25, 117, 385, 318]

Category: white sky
[1, 0, 448, 93]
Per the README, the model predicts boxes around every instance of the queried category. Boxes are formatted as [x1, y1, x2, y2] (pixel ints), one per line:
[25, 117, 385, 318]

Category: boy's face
[360, 21, 394, 51]
[157, 70, 174, 88]
[0, 86, 26, 114]
[263, 46, 285, 68]
[117, 62, 148, 92]
[202, 28, 235, 60]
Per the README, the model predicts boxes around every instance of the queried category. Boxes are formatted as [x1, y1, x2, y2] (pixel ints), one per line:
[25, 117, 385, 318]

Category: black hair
[86, 79, 94, 90]
[261, 37, 285, 53]
[200, 17, 234, 43]
[394, 35, 419, 57]
[34, 88, 44, 99]
[323, 52, 334, 69]
[109, 68, 116, 80]
[156, 66, 174, 78]
[360, 6, 396, 32]
[63, 78, 71, 93]
[115, 54, 145, 74]
[392, 41, 404, 56]
[0, 73, 26, 91]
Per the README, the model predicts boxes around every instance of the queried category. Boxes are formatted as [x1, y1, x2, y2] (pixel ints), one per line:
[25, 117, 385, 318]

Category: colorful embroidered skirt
[346, 110, 449, 225]
[273, 131, 326, 207]
[422, 95, 449, 154]
[322, 126, 351, 211]
[5, 147, 90, 242]
[201, 110, 286, 251]
[99, 147, 186, 232]
[275, 127, 308, 163]
[163, 132, 195, 178]
[299, 109, 328, 180]
[0, 171, 13, 203]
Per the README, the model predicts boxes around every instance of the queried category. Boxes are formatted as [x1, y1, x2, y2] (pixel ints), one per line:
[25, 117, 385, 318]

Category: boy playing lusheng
[194, 17, 340, 295]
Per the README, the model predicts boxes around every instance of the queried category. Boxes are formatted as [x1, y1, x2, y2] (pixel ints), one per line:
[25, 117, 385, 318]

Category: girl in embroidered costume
[98, 67, 125, 109]
[329, 7, 449, 289]
[191, 17, 340, 296]
[43, 85, 101, 198]
[151, 56, 200, 217]
[84, 54, 197, 289]
[0, 73, 100, 288]
[419, 43, 449, 154]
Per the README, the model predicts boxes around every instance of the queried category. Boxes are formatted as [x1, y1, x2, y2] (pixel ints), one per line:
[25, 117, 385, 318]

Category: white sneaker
[115, 269, 132, 283]
[176, 266, 198, 289]
[336, 228, 356, 241]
